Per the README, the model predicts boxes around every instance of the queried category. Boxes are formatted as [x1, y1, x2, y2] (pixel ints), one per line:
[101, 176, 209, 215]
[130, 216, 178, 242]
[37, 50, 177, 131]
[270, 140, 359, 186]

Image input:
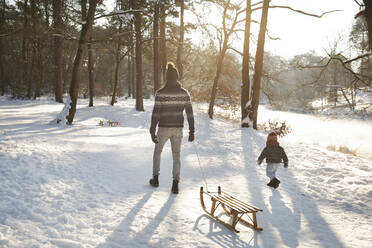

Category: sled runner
[200, 186, 263, 233]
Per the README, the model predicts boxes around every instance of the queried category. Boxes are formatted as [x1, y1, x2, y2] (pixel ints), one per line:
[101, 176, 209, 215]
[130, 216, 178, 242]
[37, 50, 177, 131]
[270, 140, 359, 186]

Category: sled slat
[200, 186, 263, 232]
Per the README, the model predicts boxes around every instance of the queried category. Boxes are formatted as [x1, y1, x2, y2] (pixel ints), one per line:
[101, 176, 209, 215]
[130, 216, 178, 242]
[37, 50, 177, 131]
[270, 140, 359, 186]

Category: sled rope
[193, 141, 209, 192]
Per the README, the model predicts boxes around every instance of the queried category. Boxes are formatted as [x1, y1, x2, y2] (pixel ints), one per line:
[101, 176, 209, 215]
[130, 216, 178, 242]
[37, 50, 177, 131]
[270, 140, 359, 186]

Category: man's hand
[150, 129, 158, 144]
[188, 131, 194, 142]
[284, 162, 288, 168]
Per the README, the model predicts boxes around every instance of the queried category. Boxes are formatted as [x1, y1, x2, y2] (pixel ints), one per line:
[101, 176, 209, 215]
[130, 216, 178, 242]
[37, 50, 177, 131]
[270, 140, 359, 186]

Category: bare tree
[207, 0, 244, 119]
[249, 0, 269, 129]
[160, 2, 167, 82]
[0, 0, 6, 95]
[153, 0, 160, 92]
[52, 0, 63, 103]
[241, 0, 251, 127]
[176, 0, 184, 80]
[132, 0, 144, 111]
[67, 0, 98, 125]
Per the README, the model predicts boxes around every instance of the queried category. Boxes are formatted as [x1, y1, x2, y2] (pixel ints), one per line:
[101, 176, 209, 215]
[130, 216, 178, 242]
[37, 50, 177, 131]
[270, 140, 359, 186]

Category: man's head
[166, 62, 179, 82]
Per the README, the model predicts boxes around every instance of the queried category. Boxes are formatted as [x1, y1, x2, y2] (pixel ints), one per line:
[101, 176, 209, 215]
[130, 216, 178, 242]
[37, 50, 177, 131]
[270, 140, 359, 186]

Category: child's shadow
[269, 190, 300, 248]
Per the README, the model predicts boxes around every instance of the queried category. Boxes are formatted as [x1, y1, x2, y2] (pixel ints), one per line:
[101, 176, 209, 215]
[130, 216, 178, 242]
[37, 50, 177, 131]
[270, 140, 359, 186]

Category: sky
[103, 0, 362, 59]
[263, 0, 361, 58]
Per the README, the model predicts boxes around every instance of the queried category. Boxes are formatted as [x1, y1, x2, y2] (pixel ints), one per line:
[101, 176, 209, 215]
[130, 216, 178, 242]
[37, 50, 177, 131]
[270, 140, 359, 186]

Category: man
[149, 62, 195, 194]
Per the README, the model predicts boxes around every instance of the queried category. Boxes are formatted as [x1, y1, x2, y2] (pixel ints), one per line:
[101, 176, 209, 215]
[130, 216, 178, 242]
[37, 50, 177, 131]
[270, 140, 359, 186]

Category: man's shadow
[96, 190, 175, 247]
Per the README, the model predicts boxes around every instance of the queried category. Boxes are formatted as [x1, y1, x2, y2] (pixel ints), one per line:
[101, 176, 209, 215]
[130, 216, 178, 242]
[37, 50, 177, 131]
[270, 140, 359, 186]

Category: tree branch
[252, 5, 343, 18]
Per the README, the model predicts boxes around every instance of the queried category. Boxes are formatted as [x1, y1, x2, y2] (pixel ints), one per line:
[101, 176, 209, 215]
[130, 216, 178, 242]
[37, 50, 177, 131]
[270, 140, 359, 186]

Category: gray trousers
[266, 163, 280, 180]
[153, 127, 183, 181]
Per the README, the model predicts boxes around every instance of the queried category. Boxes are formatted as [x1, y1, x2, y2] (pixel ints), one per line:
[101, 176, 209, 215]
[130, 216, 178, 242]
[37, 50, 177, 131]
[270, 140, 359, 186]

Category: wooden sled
[200, 186, 263, 233]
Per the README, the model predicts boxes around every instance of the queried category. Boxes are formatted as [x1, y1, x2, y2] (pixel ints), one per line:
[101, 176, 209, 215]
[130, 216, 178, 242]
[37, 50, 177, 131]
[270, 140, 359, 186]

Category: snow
[0, 96, 371, 247]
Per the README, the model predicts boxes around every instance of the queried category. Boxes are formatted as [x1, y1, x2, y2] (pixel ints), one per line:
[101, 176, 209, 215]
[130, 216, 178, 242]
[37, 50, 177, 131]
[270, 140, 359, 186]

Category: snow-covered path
[0, 97, 371, 248]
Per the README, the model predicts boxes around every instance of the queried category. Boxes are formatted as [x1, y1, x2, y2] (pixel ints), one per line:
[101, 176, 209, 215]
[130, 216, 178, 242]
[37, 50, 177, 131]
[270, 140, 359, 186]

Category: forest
[0, 0, 371, 127]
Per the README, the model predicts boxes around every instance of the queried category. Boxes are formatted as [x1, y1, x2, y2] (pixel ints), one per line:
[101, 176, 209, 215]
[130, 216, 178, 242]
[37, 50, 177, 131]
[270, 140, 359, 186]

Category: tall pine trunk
[250, 0, 269, 129]
[111, 22, 122, 106]
[160, 3, 167, 82]
[153, 2, 160, 92]
[0, 0, 6, 95]
[208, 39, 228, 119]
[21, 0, 29, 97]
[134, 7, 144, 111]
[53, 0, 63, 103]
[176, 0, 184, 80]
[364, 0, 372, 50]
[88, 39, 95, 106]
[67, 0, 98, 124]
[127, 53, 132, 97]
[241, 0, 251, 127]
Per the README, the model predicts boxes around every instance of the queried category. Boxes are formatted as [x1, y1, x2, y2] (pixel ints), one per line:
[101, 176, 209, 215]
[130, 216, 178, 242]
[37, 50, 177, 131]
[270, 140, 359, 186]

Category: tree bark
[88, 40, 95, 106]
[127, 53, 131, 97]
[364, 0, 372, 50]
[52, 0, 63, 103]
[208, 40, 228, 119]
[153, 1, 160, 92]
[21, 0, 29, 97]
[176, 0, 184, 80]
[241, 0, 252, 127]
[34, 38, 43, 99]
[111, 22, 122, 106]
[0, 0, 6, 95]
[160, 3, 167, 82]
[134, 4, 144, 111]
[67, 0, 98, 124]
[250, 0, 270, 129]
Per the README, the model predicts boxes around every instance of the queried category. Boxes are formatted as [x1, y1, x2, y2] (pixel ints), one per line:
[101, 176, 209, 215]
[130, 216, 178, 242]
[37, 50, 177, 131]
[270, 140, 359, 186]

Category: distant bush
[258, 119, 292, 137]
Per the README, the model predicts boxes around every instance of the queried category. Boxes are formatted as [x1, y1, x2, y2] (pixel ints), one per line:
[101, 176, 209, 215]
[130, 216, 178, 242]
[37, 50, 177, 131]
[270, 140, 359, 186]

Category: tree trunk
[250, 0, 270, 129]
[176, 0, 184, 80]
[160, 3, 167, 82]
[134, 7, 144, 111]
[241, 0, 251, 127]
[153, 1, 160, 92]
[34, 38, 43, 99]
[21, 0, 29, 97]
[364, 0, 372, 50]
[127, 53, 131, 97]
[27, 46, 36, 99]
[88, 38, 95, 106]
[53, 0, 63, 103]
[0, 38, 4, 95]
[208, 40, 228, 119]
[67, 0, 98, 125]
[0, 0, 6, 95]
[111, 22, 122, 106]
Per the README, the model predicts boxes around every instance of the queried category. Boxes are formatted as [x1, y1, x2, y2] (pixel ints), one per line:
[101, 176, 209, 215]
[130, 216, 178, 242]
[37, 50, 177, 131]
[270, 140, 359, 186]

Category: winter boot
[272, 178, 280, 189]
[171, 180, 179, 194]
[149, 175, 159, 187]
[267, 179, 276, 188]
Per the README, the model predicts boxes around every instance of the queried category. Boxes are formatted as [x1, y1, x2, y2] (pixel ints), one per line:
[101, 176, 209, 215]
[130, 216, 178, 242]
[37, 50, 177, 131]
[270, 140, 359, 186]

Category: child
[257, 132, 288, 189]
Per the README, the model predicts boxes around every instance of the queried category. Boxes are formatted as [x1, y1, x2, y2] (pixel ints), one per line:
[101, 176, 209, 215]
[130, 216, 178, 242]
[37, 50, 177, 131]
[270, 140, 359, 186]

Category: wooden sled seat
[200, 186, 263, 232]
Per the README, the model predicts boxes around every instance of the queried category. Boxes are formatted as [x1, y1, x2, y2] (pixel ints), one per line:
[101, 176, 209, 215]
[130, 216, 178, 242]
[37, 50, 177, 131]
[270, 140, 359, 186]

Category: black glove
[188, 131, 194, 142]
[284, 162, 288, 168]
[150, 130, 158, 144]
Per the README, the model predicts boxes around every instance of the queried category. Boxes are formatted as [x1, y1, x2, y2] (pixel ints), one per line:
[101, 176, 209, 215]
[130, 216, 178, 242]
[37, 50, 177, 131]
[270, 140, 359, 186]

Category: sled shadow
[193, 214, 258, 248]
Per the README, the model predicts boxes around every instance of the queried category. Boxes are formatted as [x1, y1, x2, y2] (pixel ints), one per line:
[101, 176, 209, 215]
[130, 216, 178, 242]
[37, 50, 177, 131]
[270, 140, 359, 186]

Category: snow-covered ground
[0, 97, 371, 248]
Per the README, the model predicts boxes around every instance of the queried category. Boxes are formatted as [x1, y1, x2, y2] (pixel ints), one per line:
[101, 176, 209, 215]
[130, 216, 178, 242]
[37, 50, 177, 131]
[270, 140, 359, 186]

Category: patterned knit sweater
[150, 81, 194, 133]
[258, 144, 288, 164]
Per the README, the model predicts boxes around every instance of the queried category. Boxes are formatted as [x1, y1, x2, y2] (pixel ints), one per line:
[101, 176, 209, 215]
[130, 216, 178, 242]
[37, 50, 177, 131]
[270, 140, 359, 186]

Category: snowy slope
[0, 97, 371, 248]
